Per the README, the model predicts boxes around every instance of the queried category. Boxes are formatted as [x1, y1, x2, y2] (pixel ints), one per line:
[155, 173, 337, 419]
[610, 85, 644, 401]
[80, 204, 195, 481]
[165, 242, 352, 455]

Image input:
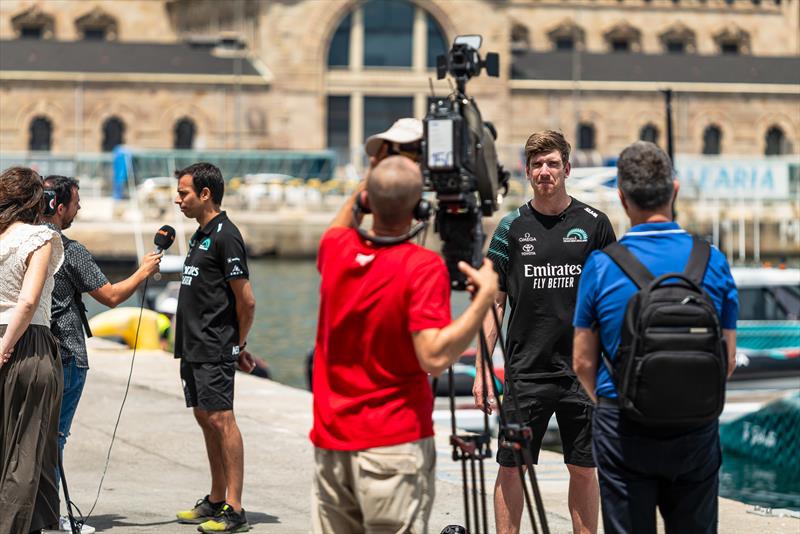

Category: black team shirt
[174, 211, 249, 363]
[487, 198, 616, 380]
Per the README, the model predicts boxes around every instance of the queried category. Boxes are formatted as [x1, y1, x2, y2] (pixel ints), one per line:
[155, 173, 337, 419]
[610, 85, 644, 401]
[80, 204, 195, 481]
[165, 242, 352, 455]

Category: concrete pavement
[59, 340, 797, 533]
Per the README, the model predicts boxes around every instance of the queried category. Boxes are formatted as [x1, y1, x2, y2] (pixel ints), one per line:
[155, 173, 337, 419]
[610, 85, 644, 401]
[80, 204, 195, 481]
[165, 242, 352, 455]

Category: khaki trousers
[312, 437, 436, 534]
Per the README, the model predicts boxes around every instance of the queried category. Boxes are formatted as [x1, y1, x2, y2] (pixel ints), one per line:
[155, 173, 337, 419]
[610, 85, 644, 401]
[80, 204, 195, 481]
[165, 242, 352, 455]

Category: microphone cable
[69, 277, 151, 525]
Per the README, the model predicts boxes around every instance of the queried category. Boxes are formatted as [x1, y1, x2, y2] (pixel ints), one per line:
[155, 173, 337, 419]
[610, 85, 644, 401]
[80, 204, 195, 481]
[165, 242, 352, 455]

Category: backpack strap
[602, 242, 655, 289]
[684, 236, 711, 285]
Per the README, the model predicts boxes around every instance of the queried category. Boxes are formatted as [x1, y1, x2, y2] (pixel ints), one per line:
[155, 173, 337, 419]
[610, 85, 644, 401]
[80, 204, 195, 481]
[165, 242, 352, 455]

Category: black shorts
[496, 376, 594, 468]
[180, 359, 235, 411]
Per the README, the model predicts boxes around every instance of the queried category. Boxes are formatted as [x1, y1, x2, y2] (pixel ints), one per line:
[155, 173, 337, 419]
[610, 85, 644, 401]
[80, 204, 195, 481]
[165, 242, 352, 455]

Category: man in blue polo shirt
[572, 141, 738, 534]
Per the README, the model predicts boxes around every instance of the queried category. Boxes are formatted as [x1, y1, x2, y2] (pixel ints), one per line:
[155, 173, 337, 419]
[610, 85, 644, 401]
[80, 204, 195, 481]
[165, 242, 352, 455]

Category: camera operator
[364, 118, 423, 167]
[573, 142, 738, 534]
[310, 155, 498, 533]
[473, 131, 616, 534]
[42, 175, 162, 534]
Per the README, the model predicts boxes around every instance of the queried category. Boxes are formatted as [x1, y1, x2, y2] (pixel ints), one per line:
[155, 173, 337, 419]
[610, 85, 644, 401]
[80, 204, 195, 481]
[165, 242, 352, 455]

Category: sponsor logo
[227, 257, 241, 263]
[355, 253, 375, 266]
[524, 262, 583, 289]
[182, 265, 200, 286]
[563, 227, 588, 243]
[199, 237, 212, 251]
[232, 345, 240, 356]
[230, 264, 244, 276]
[521, 243, 536, 256]
[217, 222, 223, 232]
[584, 206, 598, 218]
[518, 232, 537, 243]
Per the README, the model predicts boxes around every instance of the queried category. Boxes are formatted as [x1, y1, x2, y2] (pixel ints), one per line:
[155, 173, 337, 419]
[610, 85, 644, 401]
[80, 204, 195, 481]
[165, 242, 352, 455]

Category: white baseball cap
[364, 118, 423, 157]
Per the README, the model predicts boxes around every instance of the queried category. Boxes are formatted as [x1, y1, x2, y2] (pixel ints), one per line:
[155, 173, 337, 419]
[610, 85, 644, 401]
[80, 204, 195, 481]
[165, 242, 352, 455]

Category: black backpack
[601, 237, 728, 426]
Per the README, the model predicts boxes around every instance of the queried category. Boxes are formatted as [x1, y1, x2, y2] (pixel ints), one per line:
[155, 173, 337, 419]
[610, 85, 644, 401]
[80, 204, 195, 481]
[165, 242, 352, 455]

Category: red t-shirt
[310, 227, 452, 451]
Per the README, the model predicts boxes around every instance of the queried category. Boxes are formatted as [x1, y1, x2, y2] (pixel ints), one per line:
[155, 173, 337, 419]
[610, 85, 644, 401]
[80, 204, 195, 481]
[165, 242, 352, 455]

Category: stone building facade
[1, 0, 798, 163]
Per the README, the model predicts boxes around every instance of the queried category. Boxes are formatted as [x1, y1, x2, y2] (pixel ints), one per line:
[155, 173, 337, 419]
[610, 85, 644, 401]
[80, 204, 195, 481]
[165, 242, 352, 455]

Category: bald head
[367, 156, 423, 226]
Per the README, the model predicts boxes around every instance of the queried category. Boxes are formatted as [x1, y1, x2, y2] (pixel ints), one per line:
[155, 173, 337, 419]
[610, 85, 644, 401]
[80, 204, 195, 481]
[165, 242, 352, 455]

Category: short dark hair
[44, 175, 80, 209]
[617, 141, 674, 210]
[175, 162, 224, 205]
[525, 130, 571, 168]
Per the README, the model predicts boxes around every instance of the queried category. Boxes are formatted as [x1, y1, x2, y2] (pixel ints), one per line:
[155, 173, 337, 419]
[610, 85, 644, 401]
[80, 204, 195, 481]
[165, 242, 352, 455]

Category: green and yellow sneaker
[176, 495, 225, 524]
[197, 504, 250, 533]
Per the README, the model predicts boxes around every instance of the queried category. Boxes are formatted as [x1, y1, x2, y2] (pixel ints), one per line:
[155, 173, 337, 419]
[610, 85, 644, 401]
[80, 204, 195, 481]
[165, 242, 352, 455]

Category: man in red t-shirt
[311, 156, 497, 533]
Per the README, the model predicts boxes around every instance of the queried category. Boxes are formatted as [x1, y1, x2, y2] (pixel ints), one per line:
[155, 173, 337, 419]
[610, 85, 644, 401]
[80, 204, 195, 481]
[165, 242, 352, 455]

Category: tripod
[445, 305, 549, 534]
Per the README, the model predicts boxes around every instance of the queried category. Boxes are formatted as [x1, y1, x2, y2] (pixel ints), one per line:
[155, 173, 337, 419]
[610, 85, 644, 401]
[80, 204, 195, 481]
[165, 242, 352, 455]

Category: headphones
[43, 189, 57, 216]
[352, 190, 432, 246]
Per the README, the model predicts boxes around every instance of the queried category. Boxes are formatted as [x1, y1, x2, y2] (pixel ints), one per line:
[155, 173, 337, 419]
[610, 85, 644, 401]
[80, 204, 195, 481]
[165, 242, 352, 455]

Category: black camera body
[422, 35, 509, 290]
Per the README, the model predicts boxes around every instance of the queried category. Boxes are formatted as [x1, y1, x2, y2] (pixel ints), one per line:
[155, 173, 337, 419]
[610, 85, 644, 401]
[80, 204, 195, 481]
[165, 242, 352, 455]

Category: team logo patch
[563, 227, 588, 243]
[518, 232, 537, 243]
[355, 253, 375, 266]
[521, 243, 536, 256]
[199, 237, 212, 251]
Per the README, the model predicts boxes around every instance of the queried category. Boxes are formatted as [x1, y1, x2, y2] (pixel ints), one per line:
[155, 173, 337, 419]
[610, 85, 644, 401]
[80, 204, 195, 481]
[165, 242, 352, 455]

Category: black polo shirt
[487, 199, 616, 379]
[174, 211, 249, 363]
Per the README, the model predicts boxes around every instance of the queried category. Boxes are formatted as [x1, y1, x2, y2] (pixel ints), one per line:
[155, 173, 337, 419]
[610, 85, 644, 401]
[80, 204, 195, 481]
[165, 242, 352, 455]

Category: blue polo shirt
[573, 221, 739, 398]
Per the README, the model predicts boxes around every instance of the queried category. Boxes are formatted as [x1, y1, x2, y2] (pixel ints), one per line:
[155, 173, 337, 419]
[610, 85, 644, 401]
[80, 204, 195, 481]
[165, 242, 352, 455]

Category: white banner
[675, 157, 791, 200]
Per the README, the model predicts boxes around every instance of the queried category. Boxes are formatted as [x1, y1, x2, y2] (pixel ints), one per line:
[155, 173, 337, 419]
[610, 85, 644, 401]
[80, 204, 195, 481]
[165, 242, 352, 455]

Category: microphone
[154, 225, 176, 253]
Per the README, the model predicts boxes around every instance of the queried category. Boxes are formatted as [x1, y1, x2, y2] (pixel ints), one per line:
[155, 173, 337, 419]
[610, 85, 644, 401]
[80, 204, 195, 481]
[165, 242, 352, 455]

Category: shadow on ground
[85, 511, 280, 531]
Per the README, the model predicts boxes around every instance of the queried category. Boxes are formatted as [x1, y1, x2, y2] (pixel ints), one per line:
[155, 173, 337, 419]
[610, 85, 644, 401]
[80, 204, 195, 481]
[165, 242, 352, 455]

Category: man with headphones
[310, 155, 498, 533]
[42, 175, 161, 533]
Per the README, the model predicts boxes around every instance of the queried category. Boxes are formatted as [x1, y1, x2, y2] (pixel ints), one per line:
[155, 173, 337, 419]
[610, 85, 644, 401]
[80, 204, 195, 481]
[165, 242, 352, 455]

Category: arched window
[765, 126, 789, 156]
[702, 125, 722, 155]
[326, 0, 447, 69]
[577, 123, 596, 150]
[640, 124, 659, 145]
[604, 22, 641, 53]
[511, 22, 530, 51]
[324, 0, 448, 163]
[174, 118, 196, 149]
[426, 14, 447, 68]
[102, 116, 125, 152]
[547, 19, 585, 51]
[363, 0, 414, 67]
[75, 7, 118, 41]
[29, 116, 52, 151]
[11, 6, 54, 39]
[659, 23, 696, 54]
[327, 12, 351, 67]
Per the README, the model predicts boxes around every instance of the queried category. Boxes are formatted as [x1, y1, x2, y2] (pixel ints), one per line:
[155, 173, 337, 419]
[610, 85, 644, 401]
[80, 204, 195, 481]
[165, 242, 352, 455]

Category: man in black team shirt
[473, 131, 616, 534]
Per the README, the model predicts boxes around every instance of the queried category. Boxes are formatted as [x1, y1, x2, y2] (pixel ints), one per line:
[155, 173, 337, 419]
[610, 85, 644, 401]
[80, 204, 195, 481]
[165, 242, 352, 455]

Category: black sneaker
[176, 495, 225, 524]
[197, 504, 250, 533]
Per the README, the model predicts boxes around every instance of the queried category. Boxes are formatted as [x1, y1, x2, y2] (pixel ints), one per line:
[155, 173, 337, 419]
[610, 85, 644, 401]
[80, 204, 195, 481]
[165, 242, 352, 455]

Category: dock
[60, 339, 798, 533]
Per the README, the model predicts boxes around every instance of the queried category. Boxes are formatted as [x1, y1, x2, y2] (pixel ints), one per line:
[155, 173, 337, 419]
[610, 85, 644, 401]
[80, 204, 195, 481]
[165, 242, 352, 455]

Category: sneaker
[177, 495, 225, 524]
[197, 504, 250, 533]
[40, 516, 96, 533]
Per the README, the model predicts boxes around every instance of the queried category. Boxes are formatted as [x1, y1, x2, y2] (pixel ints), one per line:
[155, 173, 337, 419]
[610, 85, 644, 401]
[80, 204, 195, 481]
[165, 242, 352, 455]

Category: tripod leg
[479, 458, 488, 534]
[461, 456, 471, 534]
[521, 448, 550, 534]
[58, 447, 80, 534]
[470, 457, 480, 533]
[515, 450, 539, 534]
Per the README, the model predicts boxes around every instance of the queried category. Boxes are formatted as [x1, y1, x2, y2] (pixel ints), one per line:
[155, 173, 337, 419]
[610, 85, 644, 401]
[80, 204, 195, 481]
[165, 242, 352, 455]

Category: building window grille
[765, 126, 790, 156]
[102, 117, 125, 152]
[702, 125, 722, 155]
[577, 123, 596, 150]
[29, 116, 52, 151]
[640, 124, 659, 145]
[174, 118, 196, 149]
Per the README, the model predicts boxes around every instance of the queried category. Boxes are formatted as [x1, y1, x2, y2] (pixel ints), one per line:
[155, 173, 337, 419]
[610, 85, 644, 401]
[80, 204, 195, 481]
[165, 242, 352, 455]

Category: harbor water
[87, 258, 799, 512]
